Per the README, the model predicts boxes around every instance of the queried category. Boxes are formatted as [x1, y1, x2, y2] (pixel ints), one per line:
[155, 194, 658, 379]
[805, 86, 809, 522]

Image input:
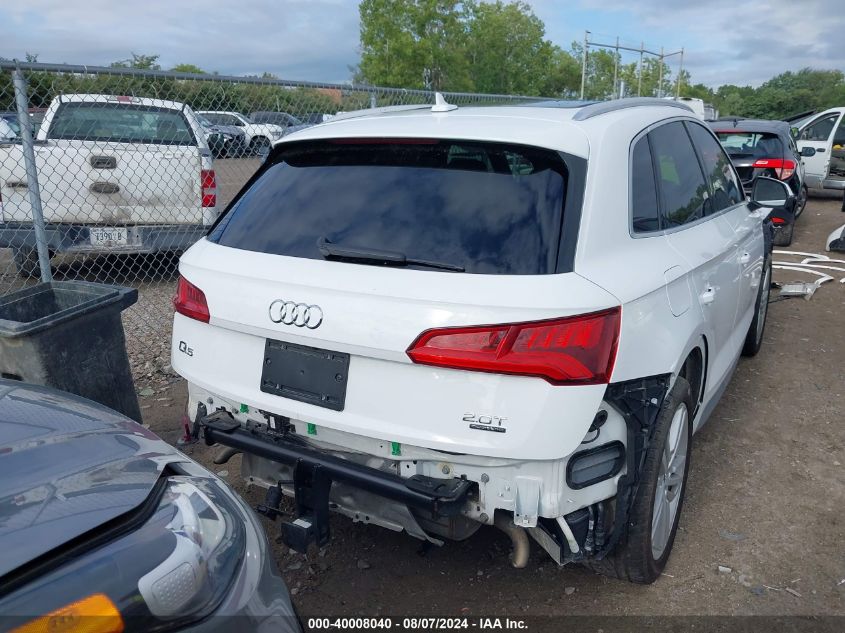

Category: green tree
[110, 53, 161, 70]
[466, 1, 553, 95]
[358, 0, 472, 91]
[170, 63, 205, 74]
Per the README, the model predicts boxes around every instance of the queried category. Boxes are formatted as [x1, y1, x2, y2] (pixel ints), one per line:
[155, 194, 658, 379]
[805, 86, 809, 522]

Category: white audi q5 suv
[171, 97, 789, 583]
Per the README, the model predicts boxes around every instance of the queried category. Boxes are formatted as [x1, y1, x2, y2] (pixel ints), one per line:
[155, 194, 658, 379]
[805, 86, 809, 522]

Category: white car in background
[172, 97, 786, 584]
[0, 94, 217, 277]
[795, 106, 845, 195]
[197, 111, 284, 155]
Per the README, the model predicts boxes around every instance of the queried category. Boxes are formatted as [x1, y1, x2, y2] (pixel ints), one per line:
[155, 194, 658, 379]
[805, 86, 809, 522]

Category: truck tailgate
[0, 140, 202, 225]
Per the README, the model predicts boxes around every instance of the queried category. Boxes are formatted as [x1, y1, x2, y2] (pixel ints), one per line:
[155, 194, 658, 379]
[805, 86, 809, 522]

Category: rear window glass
[48, 103, 196, 145]
[714, 131, 783, 159]
[210, 140, 569, 275]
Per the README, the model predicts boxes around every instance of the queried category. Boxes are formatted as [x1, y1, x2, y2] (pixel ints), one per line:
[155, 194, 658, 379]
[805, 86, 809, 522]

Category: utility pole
[637, 42, 644, 97]
[580, 30, 589, 100]
[657, 47, 664, 98]
[675, 48, 684, 97]
[613, 36, 620, 99]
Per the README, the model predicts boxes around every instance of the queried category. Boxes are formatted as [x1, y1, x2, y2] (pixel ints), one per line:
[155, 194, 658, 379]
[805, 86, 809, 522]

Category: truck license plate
[90, 227, 128, 247]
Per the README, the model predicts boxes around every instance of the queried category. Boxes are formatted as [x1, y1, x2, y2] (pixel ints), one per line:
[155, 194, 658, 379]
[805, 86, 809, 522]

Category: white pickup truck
[0, 94, 218, 276]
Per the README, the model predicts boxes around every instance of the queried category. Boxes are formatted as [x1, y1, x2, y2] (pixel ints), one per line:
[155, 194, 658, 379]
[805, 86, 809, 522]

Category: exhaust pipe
[213, 446, 240, 465]
[494, 513, 530, 568]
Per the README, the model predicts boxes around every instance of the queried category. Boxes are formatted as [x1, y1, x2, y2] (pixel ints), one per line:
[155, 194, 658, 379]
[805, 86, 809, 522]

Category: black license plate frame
[260, 339, 350, 411]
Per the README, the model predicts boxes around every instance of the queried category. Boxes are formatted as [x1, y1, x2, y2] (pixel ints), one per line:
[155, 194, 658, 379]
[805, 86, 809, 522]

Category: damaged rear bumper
[200, 410, 474, 552]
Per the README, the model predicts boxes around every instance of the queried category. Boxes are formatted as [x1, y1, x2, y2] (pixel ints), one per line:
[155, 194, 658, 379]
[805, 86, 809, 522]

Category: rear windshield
[209, 140, 569, 275]
[715, 131, 783, 159]
[47, 102, 196, 145]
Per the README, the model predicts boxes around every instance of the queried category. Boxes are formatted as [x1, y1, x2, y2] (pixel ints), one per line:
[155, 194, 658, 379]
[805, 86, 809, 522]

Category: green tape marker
[391, 441, 401, 456]
[239, 403, 249, 414]
[307, 423, 317, 435]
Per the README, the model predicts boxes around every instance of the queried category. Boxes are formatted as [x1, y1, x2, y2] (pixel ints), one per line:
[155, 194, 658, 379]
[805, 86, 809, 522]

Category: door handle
[739, 252, 751, 264]
[699, 287, 716, 306]
[816, 148, 826, 153]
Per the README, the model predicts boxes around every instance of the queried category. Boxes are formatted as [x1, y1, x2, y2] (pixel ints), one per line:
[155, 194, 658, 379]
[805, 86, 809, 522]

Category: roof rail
[572, 97, 693, 121]
[327, 103, 432, 123]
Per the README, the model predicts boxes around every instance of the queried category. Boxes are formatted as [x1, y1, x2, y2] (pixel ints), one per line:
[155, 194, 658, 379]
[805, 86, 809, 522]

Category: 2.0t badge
[268, 300, 323, 329]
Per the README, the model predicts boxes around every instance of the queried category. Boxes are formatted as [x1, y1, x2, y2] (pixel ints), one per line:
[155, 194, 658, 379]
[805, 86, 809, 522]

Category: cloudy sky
[1, 0, 843, 88]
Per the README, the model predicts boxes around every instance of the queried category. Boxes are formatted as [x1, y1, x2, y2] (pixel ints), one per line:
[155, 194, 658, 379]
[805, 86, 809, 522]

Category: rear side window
[210, 140, 570, 275]
[48, 103, 195, 145]
[715, 130, 784, 159]
[631, 135, 660, 233]
[687, 123, 744, 213]
[649, 122, 708, 228]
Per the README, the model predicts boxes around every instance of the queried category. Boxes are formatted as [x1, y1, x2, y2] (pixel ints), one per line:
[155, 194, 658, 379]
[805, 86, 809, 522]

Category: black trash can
[0, 281, 142, 421]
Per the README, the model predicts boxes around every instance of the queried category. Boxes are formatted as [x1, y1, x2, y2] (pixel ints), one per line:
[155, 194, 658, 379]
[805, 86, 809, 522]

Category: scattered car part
[826, 224, 845, 252]
[494, 513, 530, 569]
[772, 265, 833, 299]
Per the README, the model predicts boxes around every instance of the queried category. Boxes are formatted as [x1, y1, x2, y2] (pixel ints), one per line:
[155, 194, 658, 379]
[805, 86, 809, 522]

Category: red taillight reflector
[771, 217, 787, 225]
[751, 158, 795, 180]
[173, 275, 210, 323]
[406, 308, 621, 385]
[201, 169, 217, 207]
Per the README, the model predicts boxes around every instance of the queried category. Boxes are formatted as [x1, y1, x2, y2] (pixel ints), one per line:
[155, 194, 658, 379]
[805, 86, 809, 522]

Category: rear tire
[13, 249, 46, 279]
[250, 136, 270, 156]
[586, 377, 693, 584]
[742, 254, 772, 357]
[794, 185, 808, 219]
[772, 222, 794, 246]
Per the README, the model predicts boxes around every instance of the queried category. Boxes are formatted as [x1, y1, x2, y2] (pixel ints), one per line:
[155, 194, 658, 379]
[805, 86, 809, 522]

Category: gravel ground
[141, 194, 845, 621]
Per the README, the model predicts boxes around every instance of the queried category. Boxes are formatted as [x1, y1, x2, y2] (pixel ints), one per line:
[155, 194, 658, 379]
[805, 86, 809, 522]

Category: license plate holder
[90, 227, 128, 247]
[260, 339, 349, 411]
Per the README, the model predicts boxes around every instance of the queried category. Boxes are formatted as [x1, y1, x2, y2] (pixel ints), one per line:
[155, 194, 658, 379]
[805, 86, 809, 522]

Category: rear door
[687, 121, 763, 334]
[649, 121, 741, 388]
[797, 110, 844, 184]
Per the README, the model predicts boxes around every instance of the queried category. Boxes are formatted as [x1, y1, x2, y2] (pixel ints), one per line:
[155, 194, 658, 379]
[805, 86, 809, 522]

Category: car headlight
[1, 476, 245, 629]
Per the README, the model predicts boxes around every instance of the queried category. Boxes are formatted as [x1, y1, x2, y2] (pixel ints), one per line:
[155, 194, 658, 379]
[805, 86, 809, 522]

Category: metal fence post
[12, 68, 52, 283]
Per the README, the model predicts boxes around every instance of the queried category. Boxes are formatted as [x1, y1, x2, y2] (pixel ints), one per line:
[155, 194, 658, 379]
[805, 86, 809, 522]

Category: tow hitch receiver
[281, 460, 332, 553]
[200, 411, 475, 553]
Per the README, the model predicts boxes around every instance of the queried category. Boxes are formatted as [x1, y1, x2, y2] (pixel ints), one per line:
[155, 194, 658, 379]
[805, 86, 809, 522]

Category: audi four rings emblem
[268, 300, 324, 329]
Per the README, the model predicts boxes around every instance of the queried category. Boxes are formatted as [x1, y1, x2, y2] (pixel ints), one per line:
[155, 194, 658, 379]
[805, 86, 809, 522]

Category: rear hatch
[714, 130, 788, 189]
[173, 139, 619, 460]
[1, 101, 203, 225]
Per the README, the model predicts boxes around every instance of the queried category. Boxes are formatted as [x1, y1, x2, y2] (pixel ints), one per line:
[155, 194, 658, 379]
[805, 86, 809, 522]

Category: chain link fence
[0, 61, 545, 387]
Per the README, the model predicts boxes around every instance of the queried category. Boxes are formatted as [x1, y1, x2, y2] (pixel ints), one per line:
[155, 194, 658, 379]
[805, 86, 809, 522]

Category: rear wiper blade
[317, 237, 465, 272]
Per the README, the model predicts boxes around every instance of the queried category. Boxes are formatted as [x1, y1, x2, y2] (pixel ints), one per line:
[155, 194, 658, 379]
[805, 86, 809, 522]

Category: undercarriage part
[494, 513, 530, 569]
[256, 482, 284, 520]
[213, 446, 240, 465]
[599, 374, 671, 560]
[527, 509, 589, 565]
[556, 515, 581, 555]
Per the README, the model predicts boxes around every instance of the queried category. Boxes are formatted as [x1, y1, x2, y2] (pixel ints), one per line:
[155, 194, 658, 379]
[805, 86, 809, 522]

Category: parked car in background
[197, 113, 247, 158]
[28, 107, 47, 135]
[664, 97, 718, 121]
[796, 107, 845, 198]
[197, 111, 284, 155]
[0, 94, 218, 277]
[0, 116, 16, 140]
[301, 112, 334, 125]
[172, 97, 782, 584]
[0, 380, 300, 632]
[710, 118, 806, 245]
[250, 111, 312, 136]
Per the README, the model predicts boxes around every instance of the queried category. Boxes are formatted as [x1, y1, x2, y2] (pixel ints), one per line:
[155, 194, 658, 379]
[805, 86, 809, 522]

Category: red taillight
[201, 169, 217, 207]
[771, 217, 787, 225]
[752, 158, 795, 180]
[173, 275, 210, 323]
[406, 308, 621, 385]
